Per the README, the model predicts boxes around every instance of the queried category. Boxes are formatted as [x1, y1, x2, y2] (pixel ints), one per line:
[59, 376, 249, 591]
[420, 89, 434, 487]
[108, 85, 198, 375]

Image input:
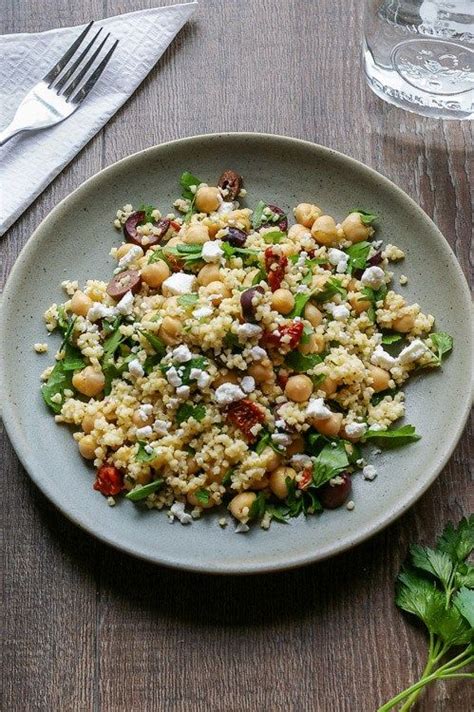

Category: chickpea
[318, 376, 338, 397]
[187, 491, 214, 508]
[135, 470, 152, 485]
[116, 243, 144, 260]
[313, 412, 343, 437]
[204, 281, 231, 305]
[285, 374, 313, 402]
[294, 202, 322, 228]
[280, 242, 300, 257]
[206, 222, 220, 239]
[72, 366, 105, 398]
[248, 360, 274, 384]
[82, 413, 96, 434]
[287, 224, 312, 241]
[141, 261, 170, 289]
[271, 288, 295, 315]
[195, 186, 221, 213]
[213, 370, 240, 387]
[392, 313, 415, 333]
[304, 303, 323, 328]
[229, 492, 257, 522]
[286, 435, 305, 456]
[197, 263, 222, 286]
[184, 223, 210, 245]
[252, 476, 270, 491]
[349, 293, 371, 314]
[164, 235, 181, 249]
[299, 333, 325, 355]
[341, 212, 373, 244]
[132, 410, 154, 427]
[269, 466, 296, 500]
[311, 215, 340, 246]
[368, 364, 391, 392]
[70, 290, 92, 317]
[262, 446, 282, 473]
[78, 435, 96, 460]
[159, 316, 182, 345]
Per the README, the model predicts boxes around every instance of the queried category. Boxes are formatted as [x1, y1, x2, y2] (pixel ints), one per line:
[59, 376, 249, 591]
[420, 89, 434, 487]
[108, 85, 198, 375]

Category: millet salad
[38, 169, 453, 531]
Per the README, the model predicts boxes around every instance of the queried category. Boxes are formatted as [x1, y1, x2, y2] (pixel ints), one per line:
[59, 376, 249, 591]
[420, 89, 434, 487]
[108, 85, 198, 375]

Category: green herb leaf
[314, 277, 347, 303]
[135, 441, 156, 463]
[312, 441, 349, 488]
[249, 492, 267, 520]
[148, 247, 171, 266]
[361, 283, 388, 305]
[437, 515, 474, 564]
[180, 171, 202, 200]
[62, 343, 86, 371]
[396, 568, 447, 630]
[41, 362, 71, 413]
[125, 478, 164, 501]
[265, 504, 289, 523]
[344, 241, 371, 274]
[251, 268, 266, 285]
[175, 402, 206, 424]
[285, 350, 324, 373]
[410, 545, 454, 590]
[142, 331, 166, 357]
[178, 293, 199, 308]
[363, 424, 421, 448]
[194, 488, 211, 505]
[252, 200, 266, 230]
[138, 203, 156, 224]
[263, 230, 286, 244]
[455, 563, 474, 589]
[370, 387, 399, 406]
[222, 469, 234, 487]
[454, 587, 474, 628]
[381, 332, 403, 345]
[353, 209, 377, 225]
[430, 332, 453, 365]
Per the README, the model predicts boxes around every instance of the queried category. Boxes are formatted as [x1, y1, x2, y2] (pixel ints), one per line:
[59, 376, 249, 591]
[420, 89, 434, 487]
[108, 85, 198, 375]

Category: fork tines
[44, 21, 118, 104]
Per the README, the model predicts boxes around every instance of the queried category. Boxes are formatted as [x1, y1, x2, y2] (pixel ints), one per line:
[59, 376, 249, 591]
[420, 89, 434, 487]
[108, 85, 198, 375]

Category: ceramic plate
[1, 133, 472, 574]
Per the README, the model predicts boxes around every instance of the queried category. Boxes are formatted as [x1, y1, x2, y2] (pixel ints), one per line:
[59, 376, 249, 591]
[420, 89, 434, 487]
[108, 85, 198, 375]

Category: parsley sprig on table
[378, 515, 474, 711]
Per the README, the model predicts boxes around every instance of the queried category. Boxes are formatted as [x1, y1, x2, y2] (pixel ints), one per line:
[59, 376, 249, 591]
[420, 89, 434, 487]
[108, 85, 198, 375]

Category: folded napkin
[0, 3, 197, 236]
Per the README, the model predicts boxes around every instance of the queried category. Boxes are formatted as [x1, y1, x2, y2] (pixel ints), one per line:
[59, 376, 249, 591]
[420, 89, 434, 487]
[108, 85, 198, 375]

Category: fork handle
[0, 122, 25, 146]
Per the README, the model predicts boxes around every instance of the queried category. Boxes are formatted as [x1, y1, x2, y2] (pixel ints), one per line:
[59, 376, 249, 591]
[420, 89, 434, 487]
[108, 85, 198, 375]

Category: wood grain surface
[1, 1, 472, 711]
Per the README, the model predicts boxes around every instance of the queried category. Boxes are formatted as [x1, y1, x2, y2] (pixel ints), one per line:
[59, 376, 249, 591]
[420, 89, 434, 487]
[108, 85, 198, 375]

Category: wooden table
[1, 2, 472, 710]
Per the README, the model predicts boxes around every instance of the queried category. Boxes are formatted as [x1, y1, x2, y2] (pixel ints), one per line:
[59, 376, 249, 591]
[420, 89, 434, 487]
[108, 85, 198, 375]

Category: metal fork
[0, 22, 118, 146]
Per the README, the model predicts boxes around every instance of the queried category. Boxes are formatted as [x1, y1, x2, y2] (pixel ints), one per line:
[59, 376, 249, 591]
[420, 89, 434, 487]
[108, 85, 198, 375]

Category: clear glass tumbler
[364, 1, 474, 119]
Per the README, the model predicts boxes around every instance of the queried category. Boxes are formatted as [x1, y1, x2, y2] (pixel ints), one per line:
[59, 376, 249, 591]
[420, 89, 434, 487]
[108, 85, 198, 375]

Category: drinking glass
[364, 1, 474, 119]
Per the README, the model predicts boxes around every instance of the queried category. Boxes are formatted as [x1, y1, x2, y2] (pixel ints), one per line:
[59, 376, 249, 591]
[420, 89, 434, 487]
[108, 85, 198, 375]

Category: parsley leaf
[178, 293, 199, 308]
[263, 230, 286, 244]
[179, 171, 202, 221]
[249, 492, 267, 519]
[344, 241, 371, 274]
[175, 402, 206, 424]
[363, 424, 421, 448]
[125, 479, 164, 502]
[314, 277, 347, 303]
[353, 209, 377, 225]
[437, 515, 474, 564]
[41, 362, 73, 413]
[312, 441, 349, 488]
[381, 332, 403, 345]
[284, 350, 324, 373]
[252, 200, 266, 230]
[410, 545, 454, 590]
[135, 441, 156, 463]
[429, 332, 453, 365]
[142, 331, 166, 357]
[454, 587, 474, 628]
[138, 203, 156, 224]
[194, 488, 211, 505]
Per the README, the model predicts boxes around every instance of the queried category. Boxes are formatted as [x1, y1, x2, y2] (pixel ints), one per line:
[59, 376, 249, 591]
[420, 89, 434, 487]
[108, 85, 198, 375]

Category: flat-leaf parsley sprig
[378, 515, 474, 711]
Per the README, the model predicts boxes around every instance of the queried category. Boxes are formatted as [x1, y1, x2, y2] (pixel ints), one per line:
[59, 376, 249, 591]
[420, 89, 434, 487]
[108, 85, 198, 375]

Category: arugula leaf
[252, 200, 266, 230]
[363, 424, 421, 448]
[263, 230, 286, 244]
[437, 515, 474, 564]
[220, 241, 259, 262]
[41, 362, 72, 413]
[314, 277, 347, 303]
[175, 402, 206, 424]
[454, 587, 474, 628]
[429, 332, 453, 365]
[285, 350, 324, 373]
[194, 488, 211, 505]
[344, 241, 371, 274]
[353, 209, 377, 225]
[135, 441, 156, 463]
[125, 479, 164, 502]
[142, 331, 166, 357]
[102, 321, 126, 362]
[410, 545, 454, 590]
[178, 293, 199, 308]
[381, 332, 403, 345]
[312, 441, 349, 488]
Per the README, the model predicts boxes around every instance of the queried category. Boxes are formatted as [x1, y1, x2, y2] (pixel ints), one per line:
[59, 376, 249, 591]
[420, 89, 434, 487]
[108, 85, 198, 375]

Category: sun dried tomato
[298, 467, 313, 490]
[93, 464, 124, 496]
[227, 399, 266, 442]
[277, 371, 289, 389]
[264, 247, 288, 292]
[263, 321, 304, 350]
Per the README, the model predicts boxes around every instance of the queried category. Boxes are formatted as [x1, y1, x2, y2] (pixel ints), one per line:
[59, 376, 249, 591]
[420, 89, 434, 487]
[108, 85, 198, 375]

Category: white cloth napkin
[0, 3, 197, 236]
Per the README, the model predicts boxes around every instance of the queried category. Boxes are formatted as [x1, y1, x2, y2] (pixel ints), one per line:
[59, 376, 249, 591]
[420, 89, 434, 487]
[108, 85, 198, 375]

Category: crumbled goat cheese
[135, 425, 153, 438]
[87, 303, 116, 322]
[189, 368, 203, 381]
[275, 419, 287, 430]
[176, 385, 190, 399]
[371, 345, 397, 369]
[128, 359, 144, 378]
[201, 240, 224, 263]
[363, 465, 378, 480]
[241, 376, 256, 393]
[398, 339, 428, 365]
[346, 501, 355, 511]
[117, 245, 143, 270]
[399, 275, 408, 285]
[236, 323, 263, 339]
[197, 371, 212, 389]
[153, 419, 170, 436]
[217, 201, 237, 216]
[172, 344, 193, 363]
[214, 383, 245, 406]
[271, 432, 292, 447]
[115, 290, 134, 315]
[170, 502, 192, 525]
[306, 398, 332, 419]
[249, 346, 267, 361]
[34, 343, 48, 353]
[291, 454, 313, 469]
[193, 306, 213, 319]
[328, 248, 349, 273]
[235, 522, 250, 533]
[345, 422, 367, 438]
[361, 266, 385, 289]
[368, 423, 384, 431]
[162, 272, 196, 296]
[166, 366, 182, 388]
[136, 404, 153, 421]
[327, 303, 350, 321]
[296, 284, 310, 294]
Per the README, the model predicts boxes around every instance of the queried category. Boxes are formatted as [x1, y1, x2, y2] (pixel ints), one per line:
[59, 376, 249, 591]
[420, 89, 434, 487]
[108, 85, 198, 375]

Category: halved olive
[318, 472, 352, 509]
[217, 169, 243, 201]
[106, 269, 142, 299]
[267, 204, 288, 232]
[222, 227, 247, 247]
[124, 211, 170, 248]
[240, 286, 264, 322]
